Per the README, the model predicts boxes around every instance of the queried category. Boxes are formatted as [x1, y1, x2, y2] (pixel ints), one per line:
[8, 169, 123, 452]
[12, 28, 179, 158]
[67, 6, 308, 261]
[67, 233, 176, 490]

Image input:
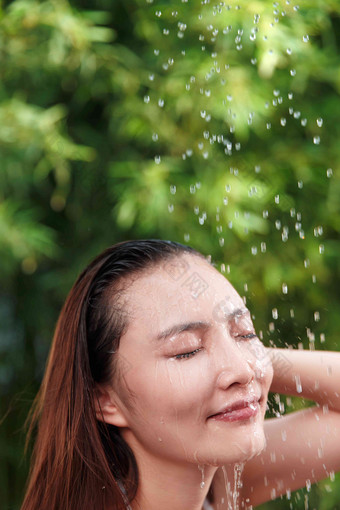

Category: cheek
[124, 357, 211, 421]
[242, 339, 273, 389]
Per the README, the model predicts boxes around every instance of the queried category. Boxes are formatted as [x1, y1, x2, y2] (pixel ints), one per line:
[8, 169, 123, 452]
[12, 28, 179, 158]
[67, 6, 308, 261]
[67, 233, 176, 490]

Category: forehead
[122, 254, 244, 338]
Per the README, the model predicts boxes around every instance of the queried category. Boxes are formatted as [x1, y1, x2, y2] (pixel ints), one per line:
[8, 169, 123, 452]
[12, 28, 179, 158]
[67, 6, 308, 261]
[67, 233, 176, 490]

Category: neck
[129, 450, 218, 510]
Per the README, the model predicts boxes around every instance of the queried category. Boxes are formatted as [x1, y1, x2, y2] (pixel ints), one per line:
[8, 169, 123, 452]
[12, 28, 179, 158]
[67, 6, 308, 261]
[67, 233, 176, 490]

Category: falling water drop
[317, 117, 323, 127]
[295, 374, 302, 393]
[170, 185, 176, 195]
[272, 308, 278, 320]
[303, 34, 310, 42]
[282, 283, 288, 294]
[313, 136, 320, 145]
[326, 168, 333, 178]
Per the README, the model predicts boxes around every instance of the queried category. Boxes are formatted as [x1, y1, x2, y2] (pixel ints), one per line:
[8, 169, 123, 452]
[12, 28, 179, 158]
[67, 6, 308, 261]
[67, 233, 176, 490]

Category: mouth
[207, 397, 261, 423]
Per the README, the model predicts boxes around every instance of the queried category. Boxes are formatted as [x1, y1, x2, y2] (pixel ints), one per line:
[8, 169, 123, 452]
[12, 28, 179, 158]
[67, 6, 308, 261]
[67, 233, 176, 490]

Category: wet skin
[101, 254, 273, 509]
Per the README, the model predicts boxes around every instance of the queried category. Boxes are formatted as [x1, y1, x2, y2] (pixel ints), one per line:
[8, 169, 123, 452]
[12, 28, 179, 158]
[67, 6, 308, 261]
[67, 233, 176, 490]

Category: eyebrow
[155, 307, 249, 342]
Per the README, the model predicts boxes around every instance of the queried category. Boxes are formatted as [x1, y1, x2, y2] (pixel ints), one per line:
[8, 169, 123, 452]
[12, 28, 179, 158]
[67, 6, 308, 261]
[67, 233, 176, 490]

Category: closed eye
[239, 333, 257, 339]
[174, 348, 202, 360]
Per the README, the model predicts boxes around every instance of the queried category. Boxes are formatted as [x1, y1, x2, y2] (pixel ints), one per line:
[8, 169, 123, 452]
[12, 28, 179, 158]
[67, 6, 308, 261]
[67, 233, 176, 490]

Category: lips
[208, 397, 260, 422]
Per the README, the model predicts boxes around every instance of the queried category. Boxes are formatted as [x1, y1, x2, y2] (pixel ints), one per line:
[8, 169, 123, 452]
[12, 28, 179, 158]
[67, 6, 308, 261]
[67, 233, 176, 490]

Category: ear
[94, 385, 129, 428]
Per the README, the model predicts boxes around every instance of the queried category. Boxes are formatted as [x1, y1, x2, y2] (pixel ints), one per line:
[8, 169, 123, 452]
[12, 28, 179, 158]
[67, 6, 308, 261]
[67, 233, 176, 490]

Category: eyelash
[239, 333, 257, 339]
[173, 333, 257, 360]
[174, 348, 202, 360]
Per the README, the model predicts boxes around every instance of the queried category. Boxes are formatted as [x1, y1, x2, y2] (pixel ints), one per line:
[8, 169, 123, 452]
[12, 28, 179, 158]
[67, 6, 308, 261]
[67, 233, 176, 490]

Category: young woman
[21, 240, 340, 510]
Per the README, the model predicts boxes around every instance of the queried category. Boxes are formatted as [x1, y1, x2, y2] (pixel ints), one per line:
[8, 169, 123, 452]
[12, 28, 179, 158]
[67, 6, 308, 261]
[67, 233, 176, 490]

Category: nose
[214, 334, 256, 390]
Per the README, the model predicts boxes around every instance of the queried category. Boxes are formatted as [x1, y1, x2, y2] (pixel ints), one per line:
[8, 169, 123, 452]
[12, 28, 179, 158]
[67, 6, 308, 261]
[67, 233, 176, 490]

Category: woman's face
[112, 254, 273, 467]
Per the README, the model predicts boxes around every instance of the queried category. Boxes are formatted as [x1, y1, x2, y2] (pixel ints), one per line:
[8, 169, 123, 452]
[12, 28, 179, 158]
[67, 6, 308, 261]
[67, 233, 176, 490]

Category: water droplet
[282, 283, 288, 294]
[152, 132, 158, 142]
[298, 180, 303, 189]
[144, 95, 150, 104]
[251, 246, 258, 255]
[168, 203, 174, 213]
[313, 136, 320, 145]
[319, 244, 324, 254]
[170, 185, 176, 195]
[295, 374, 302, 393]
[272, 308, 278, 320]
[158, 98, 164, 108]
[320, 333, 325, 343]
[317, 117, 323, 127]
[261, 242, 266, 253]
[286, 48, 292, 55]
[290, 69, 296, 76]
[154, 155, 161, 164]
[280, 118, 287, 126]
[326, 168, 333, 178]
[314, 311, 320, 322]
[288, 92, 293, 99]
[303, 34, 309, 43]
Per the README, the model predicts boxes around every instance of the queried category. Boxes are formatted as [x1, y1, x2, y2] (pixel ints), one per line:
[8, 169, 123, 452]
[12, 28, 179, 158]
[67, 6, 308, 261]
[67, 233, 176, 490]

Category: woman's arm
[268, 347, 340, 411]
[241, 347, 340, 507]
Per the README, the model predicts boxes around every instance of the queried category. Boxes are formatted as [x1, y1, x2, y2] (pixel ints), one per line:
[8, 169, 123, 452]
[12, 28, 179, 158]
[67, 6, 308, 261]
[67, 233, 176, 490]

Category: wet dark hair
[21, 239, 206, 510]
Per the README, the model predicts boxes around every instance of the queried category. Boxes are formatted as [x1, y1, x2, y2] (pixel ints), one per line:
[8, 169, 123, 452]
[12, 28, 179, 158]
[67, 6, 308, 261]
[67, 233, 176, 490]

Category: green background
[0, 0, 339, 508]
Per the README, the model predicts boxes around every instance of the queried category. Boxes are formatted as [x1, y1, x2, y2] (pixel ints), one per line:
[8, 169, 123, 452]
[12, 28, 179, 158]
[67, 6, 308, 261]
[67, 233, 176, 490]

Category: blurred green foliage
[0, 0, 339, 508]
